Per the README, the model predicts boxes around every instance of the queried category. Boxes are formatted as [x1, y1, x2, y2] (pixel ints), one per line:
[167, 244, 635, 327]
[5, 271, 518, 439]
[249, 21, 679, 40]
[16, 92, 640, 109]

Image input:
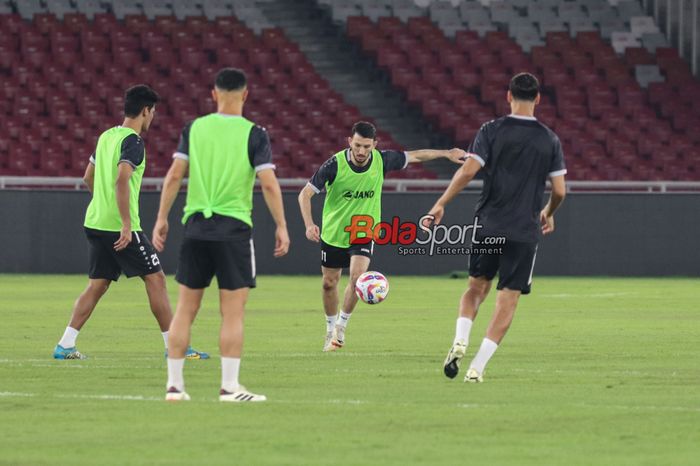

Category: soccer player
[298, 121, 466, 351]
[429, 73, 567, 383]
[153, 68, 289, 402]
[53, 85, 208, 360]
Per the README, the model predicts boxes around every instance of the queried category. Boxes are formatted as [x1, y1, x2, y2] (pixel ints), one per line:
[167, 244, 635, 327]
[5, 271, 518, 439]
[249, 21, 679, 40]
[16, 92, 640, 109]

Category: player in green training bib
[52, 85, 208, 361]
[299, 121, 466, 351]
[153, 68, 290, 402]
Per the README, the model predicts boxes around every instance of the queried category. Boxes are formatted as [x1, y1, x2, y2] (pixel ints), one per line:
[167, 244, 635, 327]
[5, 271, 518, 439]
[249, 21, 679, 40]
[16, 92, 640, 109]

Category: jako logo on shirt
[342, 190, 375, 200]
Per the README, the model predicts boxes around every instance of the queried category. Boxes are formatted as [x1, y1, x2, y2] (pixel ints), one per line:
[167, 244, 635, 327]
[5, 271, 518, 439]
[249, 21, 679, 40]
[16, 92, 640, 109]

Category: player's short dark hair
[351, 121, 376, 140]
[215, 68, 247, 91]
[124, 85, 159, 118]
[509, 73, 539, 102]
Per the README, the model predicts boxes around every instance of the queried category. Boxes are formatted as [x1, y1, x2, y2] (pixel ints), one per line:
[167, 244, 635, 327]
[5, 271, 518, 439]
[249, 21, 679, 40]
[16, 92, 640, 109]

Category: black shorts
[175, 234, 256, 291]
[85, 227, 162, 281]
[468, 240, 538, 295]
[320, 240, 374, 269]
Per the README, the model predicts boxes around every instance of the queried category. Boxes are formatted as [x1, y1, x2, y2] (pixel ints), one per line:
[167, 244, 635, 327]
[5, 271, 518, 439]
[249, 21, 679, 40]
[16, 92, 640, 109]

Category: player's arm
[298, 184, 320, 242]
[114, 162, 133, 251]
[540, 175, 566, 235]
[540, 136, 567, 234]
[83, 160, 95, 195]
[406, 148, 466, 164]
[426, 157, 483, 225]
[152, 158, 188, 252]
[258, 168, 290, 257]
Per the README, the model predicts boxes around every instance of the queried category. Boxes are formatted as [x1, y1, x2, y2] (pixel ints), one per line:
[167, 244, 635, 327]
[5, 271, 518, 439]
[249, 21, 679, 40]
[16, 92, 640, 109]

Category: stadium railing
[2, 176, 700, 193]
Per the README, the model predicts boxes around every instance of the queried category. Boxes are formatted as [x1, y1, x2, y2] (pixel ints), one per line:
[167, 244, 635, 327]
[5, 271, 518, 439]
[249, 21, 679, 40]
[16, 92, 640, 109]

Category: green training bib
[321, 149, 383, 248]
[183, 114, 256, 226]
[84, 126, 145, 232]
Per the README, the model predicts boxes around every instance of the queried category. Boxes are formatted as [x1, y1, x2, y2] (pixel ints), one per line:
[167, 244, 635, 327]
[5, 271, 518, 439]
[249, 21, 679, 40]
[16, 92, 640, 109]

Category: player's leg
[142, 271, 171, 332]
[166, 238, 215, 400]
[465, 241, 536, 383]
[67, 279, 111, 331]
[465, 288, 520, 383]
[443, 250, 497, 378]
[54, 278, 111, 359]
[321, 266, 341, 351]
[213, 237, 265, 401]
[332, 253, 371, 349]
[54, 230, 119, 359]
[217, 288, 264, 402]
[320, 241, 349, 351]
[166, 284, 204, 401]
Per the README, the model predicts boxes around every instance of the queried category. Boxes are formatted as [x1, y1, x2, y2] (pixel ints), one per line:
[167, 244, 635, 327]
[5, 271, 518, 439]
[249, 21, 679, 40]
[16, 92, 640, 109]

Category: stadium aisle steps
[259, 0, 449, 178]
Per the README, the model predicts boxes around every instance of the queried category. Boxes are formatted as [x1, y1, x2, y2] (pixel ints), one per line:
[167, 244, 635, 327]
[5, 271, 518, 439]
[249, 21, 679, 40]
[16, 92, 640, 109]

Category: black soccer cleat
[443, 341, 467, 379]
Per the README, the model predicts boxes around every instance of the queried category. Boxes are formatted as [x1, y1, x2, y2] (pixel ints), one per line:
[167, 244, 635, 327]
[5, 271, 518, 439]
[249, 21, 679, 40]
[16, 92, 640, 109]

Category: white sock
[470, 338, 499, 373]
[161, 331, 169, 349]
[325, 314, 337, 333]
[58, 326, 79, 348]
[336, 310, 351, 328]
[221, 357, 241, 392]
[454, 317, 473, 345]
[166, 358, 185, 392]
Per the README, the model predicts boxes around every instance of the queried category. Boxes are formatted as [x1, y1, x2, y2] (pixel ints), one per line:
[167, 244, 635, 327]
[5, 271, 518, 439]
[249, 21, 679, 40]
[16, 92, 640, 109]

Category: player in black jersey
[428, 73, 567, 383]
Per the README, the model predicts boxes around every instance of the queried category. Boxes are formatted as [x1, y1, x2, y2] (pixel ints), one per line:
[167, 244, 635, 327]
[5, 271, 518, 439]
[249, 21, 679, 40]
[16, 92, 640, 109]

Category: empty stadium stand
[0, 0, 698, 182]
[324, 0, 700, 181]
[0, 0, 440, 180]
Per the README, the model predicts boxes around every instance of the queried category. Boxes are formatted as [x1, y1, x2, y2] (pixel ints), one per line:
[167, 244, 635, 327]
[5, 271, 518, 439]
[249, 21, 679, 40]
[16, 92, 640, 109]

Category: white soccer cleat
[165, 387, 191, 401]
[464, 368, 484, 383]
[219, 385, 267, 402]
[322, 331, 334, 352]
[443, 340, 467, 379]
[329, 325, 345, 350]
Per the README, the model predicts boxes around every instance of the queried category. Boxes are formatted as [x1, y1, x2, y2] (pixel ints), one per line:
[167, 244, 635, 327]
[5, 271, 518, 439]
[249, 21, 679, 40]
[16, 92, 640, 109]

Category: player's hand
[114, 224, 132, 251]
[540, 209, 555, 235]
[305, 224, 320, 242]
[274, 226, 290, 257]
[425, 204, 445, 226]
[152, 218, 168, 252]
[447, 148, 467, 164]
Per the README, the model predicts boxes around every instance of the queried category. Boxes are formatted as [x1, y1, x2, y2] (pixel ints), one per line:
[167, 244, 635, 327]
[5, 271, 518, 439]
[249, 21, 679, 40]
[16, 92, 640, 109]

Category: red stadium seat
[347, 16, 374, 40]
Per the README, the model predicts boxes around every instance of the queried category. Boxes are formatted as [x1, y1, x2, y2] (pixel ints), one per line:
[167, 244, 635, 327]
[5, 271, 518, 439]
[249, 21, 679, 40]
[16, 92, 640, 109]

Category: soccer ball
[355, 271, 389, 304]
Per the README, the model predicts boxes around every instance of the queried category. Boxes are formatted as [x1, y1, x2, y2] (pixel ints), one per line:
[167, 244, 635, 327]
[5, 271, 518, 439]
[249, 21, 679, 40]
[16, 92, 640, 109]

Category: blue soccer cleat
[53, 344, 87, 360]
[186, 346, 210, 360]
[165, 346, 210, 360]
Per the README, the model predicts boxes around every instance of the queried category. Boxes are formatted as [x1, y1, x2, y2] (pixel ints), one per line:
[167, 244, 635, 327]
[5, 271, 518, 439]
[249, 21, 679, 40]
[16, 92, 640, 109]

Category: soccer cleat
[53, 344, 87, 360]
[165, 386, 190, 401]
[219, 386, 267, 402]
[185, 346, 210, 360]
[164, 346, 210, 360]
[322, 331, 334, 352]
[443, 340, 467, 379]
[464, 368, 484, 383]
[330, 325, 345, 350]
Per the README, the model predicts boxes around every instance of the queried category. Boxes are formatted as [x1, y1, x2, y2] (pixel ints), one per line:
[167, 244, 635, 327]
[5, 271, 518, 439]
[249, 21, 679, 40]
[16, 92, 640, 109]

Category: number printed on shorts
[321, 250, 327, 262]
[150, 254, 160, 267]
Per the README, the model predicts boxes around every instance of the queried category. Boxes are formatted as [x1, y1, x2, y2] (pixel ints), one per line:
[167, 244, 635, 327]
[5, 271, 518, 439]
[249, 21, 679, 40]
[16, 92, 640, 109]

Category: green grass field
[0, 274, 698, 465]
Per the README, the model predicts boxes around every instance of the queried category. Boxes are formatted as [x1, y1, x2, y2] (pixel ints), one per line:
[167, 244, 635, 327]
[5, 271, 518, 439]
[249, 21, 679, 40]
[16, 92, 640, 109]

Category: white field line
[1, 353, 429, 362]
[0, 392, 699, 413]
[540, 292, 636, 298]
[2, 360, 692, 380]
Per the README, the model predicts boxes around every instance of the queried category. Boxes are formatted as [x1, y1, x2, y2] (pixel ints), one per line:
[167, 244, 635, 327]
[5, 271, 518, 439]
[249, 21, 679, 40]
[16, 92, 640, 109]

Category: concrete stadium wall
[1, 190, 699, 277]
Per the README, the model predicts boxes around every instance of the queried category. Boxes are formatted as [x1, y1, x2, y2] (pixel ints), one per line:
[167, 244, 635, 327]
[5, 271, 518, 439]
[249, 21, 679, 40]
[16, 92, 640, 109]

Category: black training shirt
[468, 115, 566, 243]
